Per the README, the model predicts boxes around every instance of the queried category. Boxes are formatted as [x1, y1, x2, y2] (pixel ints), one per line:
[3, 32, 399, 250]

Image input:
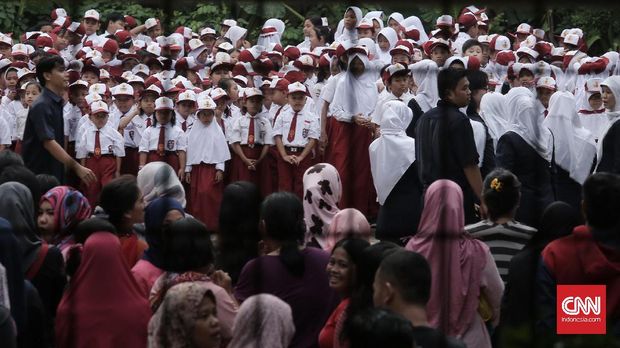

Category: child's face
[464, 45, 483, 61]
[215, 98, 229, 114]
[519, 73, 535, 89]
[90, 111, 109, 129]
[388, 75, 409, 97]
[70, 87, 88, 108]
[148, 24, 163, 38]
[391, 54, 410, 66]
[198, 110, 215, 125]
[210, 69, 229, 87]
[589, 93, 603, 110]
[156, 109, 173, 124]
[83, 18, 100, 36]
[5, 71, 18, 88]
[227, 83, 239, 101]
[349, 57, 365, 76]
[377, 35, 390, 51]
[0, 43, 11, 57]
[141, 95, 156, 114]
[537, 88, 554, 109]
[262, 88, 274, 105]
[24, 84, 41, 106]
[602, 86, 616, 110]
[177, 100, 195, 117]
[245, 96, 263, 114]
[54, 35, 68, 51]
[287, 92, 307, 112]
[102, 51, 114, 62]
[114, 95, 135, 113]
[272, 89, 287, 105]
[388, 19, 400, 32]
[344, 10, 357, 30]
[81, 71, 99, 85]
[130, 83, 144, 98]
[357, 28, 374, 39]
[431, 46, 450, 67]
[37, 200, 55, 240]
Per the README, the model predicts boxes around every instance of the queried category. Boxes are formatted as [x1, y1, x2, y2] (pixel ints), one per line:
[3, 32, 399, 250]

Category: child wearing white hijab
[336, 7, 363, 42]
[595, 76, 620, 174]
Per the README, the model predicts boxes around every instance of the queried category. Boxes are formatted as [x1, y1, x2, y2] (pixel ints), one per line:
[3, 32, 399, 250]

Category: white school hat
[244, 87, 263, 99]
[288, 81, 307, 94]
[177, 89, 197, 103]
[197, 96, 216, 110]
[84, 9, 100, 21]
[585, 78, 602, 95]
[564, 34, 580, 46]
[90, 100, 109, 114]
[155, 97, 174, 111]
[221, 19, 237, 27]
[85, 93, 102, 106]
[145, 18, 160, 30]
[536, 76, 556, 90]
[209, 87, 229, 101]
[112, 83, 134, 97]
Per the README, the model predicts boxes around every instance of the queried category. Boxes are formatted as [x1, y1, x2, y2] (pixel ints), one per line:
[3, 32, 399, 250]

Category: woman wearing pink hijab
[405, 180, 503, 348]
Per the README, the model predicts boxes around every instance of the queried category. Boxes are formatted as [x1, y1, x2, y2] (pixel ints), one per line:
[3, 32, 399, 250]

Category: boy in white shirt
[274, 82, 320, 198]
[175, 90, 197, 132]
[76, 100, 125, 206]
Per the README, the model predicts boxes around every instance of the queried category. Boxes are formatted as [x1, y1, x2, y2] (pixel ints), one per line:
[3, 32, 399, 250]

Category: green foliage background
[1, 1, 618, 56]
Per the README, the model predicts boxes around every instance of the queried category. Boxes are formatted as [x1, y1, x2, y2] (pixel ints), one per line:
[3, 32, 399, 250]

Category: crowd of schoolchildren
[0, 3, 618, 348]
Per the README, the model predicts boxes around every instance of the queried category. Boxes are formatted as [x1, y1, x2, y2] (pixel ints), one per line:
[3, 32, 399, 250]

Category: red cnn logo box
[557, 285, 606, 334]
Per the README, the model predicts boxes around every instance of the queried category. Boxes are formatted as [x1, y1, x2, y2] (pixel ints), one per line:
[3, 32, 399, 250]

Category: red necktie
[146, 117, 152, 127]
[181, 120, 187, 132]
[248, 116, 255, 146]
[287, 112, 298, 143]
[94, 130, 101, 158]
[157, 126, 166, 156]
[273, 105, 285, 126]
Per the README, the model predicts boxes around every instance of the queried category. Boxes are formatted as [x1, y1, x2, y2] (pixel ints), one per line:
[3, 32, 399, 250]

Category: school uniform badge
[167, 140, 175, 150]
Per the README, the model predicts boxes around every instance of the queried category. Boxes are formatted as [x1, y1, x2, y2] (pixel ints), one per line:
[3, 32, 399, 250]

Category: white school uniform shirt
[320, 73, 344, 107]
[229, 112, 274, 146]
[138, 123, 188, 153]
[82, 32, 101, 46]
[63, 102, 83, 142]
[268, 103, 290, 126]
[175, 111, 196, 132]
[0, 116, 10, 145]
[578, 110, 608, 142]
[123, 113, 153, 148]
[76, 115, 95, 140]
[273, 108, 320, 148]
[109, 106, 134, 131]
[186, 120, 231, 173]
[371, 91, 414, 126]
[75, 123, 125, 159]
[2, 100, 26, 141]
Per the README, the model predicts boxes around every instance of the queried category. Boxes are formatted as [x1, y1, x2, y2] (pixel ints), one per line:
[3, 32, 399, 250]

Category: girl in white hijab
[224, 26, 248, 49]
[386, 12, 405, 36]
[370, 101, 422, 242]
[376, 27, 398, 64]
[411, 59, 440, 112]
[257, 19, 284, 47]
[595, 76, 620, 173]
[543, 91, 596, 208]
[479, 92, 510, 149]
[336, 6, 363, 42]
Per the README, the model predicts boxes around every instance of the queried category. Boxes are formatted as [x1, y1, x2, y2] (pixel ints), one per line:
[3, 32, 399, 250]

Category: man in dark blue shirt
[415, 67, 483, 224]
[22, 56, 95, 185]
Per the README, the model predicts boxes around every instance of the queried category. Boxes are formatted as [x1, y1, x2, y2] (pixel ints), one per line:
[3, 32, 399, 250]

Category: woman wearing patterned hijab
[302, 163, 342, 249]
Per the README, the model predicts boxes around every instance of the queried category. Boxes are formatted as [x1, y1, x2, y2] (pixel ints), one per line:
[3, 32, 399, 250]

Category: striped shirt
[465, 220, 537, 283]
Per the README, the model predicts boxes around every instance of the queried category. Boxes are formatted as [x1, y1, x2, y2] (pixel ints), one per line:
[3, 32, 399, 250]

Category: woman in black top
[496, 87, 554, 228]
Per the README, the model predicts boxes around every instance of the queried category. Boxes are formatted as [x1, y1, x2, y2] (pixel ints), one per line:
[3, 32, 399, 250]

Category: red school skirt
[146, 151, 180, 173]
[350, 123, 378, 218]
[121, 147, 140, 176]
[325, 118, 353, 208]
[82, 155, 117, 207]
[277, 146, 313, 199]
[189, 163, 224, 231]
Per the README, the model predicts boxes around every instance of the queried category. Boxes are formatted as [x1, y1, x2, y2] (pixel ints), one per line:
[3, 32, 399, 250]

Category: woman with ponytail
[234, 192, 339, 348]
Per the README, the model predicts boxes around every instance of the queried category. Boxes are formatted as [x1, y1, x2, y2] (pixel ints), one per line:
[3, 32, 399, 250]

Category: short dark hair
[462, 39, 482, 54]
[346, 308, 415, 348]
[437, 67, 468, 100]
[482, 168, 521, 221]
[36, 55, 65, 87]
[36, 174, 60, 195]
[583, 173, 620, 229]
[106, 12, 124, 25]
[314, 26, 330, 43]
[307, 16, 323, 28]
[466, 69, 488, 91]
[161, 217, 215, 272]
[377, 250, 431, 306]
[98, 175, 141, 228]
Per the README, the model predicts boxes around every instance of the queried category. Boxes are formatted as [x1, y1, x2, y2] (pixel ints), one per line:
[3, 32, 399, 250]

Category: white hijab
[480, 92, 510, 149]
[137, 162, 186, 208]
[331, 52, 379, 118]
[337, 6, 363, 42]
[506, 87, 553, 162]
[376, 27, 398, 64]
[186, 117, 231, 167]
[411, 60, 440, 112]
[543, 92, 596, 184]
[596, 76, 620, 166]
[402, 15, 429, 45]
[224, 26, 247, 48]
[369, 101, 416, 205]
[358, 38, 377, 60]
[257, 19, 284, 47]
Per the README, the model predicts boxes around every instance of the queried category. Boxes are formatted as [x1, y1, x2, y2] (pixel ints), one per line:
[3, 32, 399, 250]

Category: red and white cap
[146, 42, 162, 57]
[211, 52, 234, 71]
[564, 34, 580, 46]
[516, 23, 532, 35]
[477, 35, 491, 44]
[533, 29, 545, 41]
[427, 38, 450, 51]
[495, 50, 516, 66]
[127, 74, 145, 85]
[293, 55, 316, 69]
[67, 22, 85, 36]
[570, 28, 584, 38]
[490, 35, 511, 51]
[536, 76, 556, 90]
[145, 18, 160, 30]
[51, 8, 68, 20]
[142, 84, 162, 97]
[12, 44, 32, 57]
[356, 18, 374, 30]
[519, 35, 538, 49]
[188, 38, 205, 52]
[16, 68, 35, 81]
[69, 80, 89, 89]
[458, 12, 477, 28]
[124, 15, 137, 28]
[244, 87, 263, 99]
[517, 46, 539, 60]
[221, 19, 237, 27]
[89, 83, 110, 97]
[85, 93, 103, 106]
[197, 96, 216, 110]
[112, 83, 134, 97]
[404, 26, 421, 41]
[217, 42, 234, 52]
[177, 89, 197, 103]
[238, 45, 264, 63]
[132, 64, 150, 77]
[35, 33, 55, 48]
[200, 27, 217, 37]
[283, 46, 301, 60]
[0, 34, 12, 46]
[90, 100, 109, 114]
[270, 78, 290, 92]
[210, 87, 229, 101]
[382, 63, 410, 82]
[99, 68, 110, 81]
[288, 81, 308, 95]
[53, 17, 71, 29]
[155, 97, 174, 110]
[551, 47, 565, 59]
[436, 15, 454, 27]
[585, 78, 602, 95]
[99, 38, 119, 55]
[232, 75, 248, 86]
[175, 26, 193, 40]
[84, 9, 100, 21]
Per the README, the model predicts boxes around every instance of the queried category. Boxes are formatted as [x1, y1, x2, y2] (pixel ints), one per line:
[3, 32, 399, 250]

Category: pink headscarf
[325, 208, 371, 251]
[405, 180, 488, 338]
